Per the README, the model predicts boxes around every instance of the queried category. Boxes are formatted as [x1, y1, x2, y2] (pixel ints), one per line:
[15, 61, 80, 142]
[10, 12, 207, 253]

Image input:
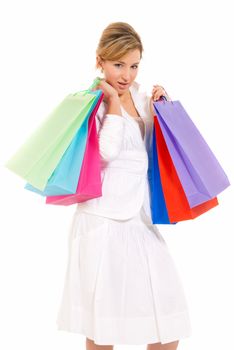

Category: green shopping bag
[5, 79, 101, 191]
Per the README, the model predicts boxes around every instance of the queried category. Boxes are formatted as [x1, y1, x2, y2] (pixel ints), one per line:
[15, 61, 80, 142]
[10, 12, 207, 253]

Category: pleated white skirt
[56, 206, 192, 345]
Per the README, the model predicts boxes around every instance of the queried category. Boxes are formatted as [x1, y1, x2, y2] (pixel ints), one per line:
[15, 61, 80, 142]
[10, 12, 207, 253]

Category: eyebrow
[116, 61, 140, 65]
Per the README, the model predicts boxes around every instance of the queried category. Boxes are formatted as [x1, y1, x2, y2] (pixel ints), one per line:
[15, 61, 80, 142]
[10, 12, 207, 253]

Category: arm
[95, 95, 125, 162]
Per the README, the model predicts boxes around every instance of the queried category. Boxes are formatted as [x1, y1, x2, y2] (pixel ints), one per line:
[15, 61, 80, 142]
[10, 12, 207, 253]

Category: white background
[0, 1, 233, 349]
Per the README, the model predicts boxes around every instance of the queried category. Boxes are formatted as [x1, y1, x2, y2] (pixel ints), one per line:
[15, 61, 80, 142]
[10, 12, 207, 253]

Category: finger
[156, 89, 166, 97]
[152, 88, 160, 95]
[153, 92, 164, 101]
[92, 84, 102, 91]
[153, 85, 166, 93]
[152, 87, 164, 95]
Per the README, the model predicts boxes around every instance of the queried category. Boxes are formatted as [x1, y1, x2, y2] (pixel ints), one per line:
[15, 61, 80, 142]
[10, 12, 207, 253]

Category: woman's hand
[150, 84, 171, 116]
[151, 84, 171, 102]
[91, 78, 119, 103]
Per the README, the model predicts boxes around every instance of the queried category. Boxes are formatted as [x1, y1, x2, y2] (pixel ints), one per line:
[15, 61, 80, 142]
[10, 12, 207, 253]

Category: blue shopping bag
[148, 127, 175, 224]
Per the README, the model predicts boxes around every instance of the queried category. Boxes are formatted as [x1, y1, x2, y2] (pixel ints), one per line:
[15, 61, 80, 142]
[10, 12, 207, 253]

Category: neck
[119, 89, 131, 103]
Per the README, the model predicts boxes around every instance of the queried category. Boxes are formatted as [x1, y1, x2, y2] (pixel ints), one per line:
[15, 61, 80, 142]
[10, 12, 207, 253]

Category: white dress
[56, 111, 192, 345]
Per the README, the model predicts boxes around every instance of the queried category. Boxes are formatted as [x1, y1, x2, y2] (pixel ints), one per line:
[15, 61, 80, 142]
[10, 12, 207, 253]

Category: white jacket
[76, 80, 154, 221]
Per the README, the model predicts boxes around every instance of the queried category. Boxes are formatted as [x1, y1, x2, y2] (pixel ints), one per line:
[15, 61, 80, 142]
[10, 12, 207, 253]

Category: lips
[117, 81, 129, 88]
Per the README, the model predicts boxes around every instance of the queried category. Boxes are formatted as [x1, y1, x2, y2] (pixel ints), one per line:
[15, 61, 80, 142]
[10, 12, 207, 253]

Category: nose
[121, 68, 131, 82]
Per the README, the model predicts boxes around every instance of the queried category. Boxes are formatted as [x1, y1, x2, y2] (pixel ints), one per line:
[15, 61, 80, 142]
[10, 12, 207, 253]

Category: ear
[96, 55, 103, 70]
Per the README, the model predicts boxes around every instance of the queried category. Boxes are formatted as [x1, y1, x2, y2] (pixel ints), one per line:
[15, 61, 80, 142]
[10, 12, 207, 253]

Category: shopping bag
[153, 99, 230, 207]
[154, 116, 219, 223]
[24, 89, 103, 196]
[148, 125, 174, 224]
[5, 81, 101, 191]
[24, 119, 88, 196]
[45, 90, 103, 205]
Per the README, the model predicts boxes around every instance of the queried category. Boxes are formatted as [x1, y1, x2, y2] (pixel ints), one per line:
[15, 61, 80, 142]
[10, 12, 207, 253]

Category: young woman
[56, 22, 192, 350]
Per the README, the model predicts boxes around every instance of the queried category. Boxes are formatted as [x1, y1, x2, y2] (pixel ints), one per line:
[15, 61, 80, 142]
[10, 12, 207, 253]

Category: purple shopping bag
[153, 100, 230, 207]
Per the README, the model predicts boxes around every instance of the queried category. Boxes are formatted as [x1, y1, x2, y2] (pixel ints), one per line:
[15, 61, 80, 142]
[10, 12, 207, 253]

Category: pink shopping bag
[45, 92, 104, 205]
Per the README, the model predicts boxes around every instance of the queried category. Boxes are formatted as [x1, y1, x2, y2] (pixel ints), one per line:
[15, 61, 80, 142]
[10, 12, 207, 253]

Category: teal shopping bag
[24, 89, 102, 196]
[5, 78, 102, 191]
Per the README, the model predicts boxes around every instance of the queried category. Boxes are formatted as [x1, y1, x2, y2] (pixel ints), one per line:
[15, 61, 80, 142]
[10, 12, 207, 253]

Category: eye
[131, 65, 138, 69]
[114, 63, 122, 68]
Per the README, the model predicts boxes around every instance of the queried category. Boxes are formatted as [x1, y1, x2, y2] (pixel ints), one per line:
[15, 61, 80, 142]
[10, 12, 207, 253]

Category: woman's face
[98, 49, 141, 96]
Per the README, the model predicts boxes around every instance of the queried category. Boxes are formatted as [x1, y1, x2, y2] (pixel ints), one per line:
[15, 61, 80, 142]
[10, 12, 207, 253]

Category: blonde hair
[96, 22, 143, 69]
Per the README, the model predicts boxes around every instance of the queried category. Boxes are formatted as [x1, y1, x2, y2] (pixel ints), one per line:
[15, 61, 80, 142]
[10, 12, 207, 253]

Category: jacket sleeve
[95, 111, 125, 162]
[145, 94, 154, 181]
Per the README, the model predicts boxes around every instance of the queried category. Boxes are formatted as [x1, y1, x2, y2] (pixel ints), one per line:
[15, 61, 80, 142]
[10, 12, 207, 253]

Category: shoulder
[130, 80, 151, 105]
[130, 81, 151, 118]
[129, 80, 146, 97]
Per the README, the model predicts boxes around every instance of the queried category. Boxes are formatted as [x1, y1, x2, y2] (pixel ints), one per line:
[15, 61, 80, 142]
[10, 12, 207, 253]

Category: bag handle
[80, 77, 101, 96]
[87, 77, 102, 92]
[73, 77, 101, 96]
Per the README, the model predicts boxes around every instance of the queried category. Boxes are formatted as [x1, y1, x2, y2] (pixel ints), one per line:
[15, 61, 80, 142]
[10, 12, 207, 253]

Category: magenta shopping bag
[153, 100, 230, 207]
[45, 92, 104, 205]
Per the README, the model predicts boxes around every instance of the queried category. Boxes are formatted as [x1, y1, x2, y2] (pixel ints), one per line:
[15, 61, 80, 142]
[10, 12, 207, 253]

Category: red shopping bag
[153, 98, 230, 207]
[154, 117, 219, 222]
